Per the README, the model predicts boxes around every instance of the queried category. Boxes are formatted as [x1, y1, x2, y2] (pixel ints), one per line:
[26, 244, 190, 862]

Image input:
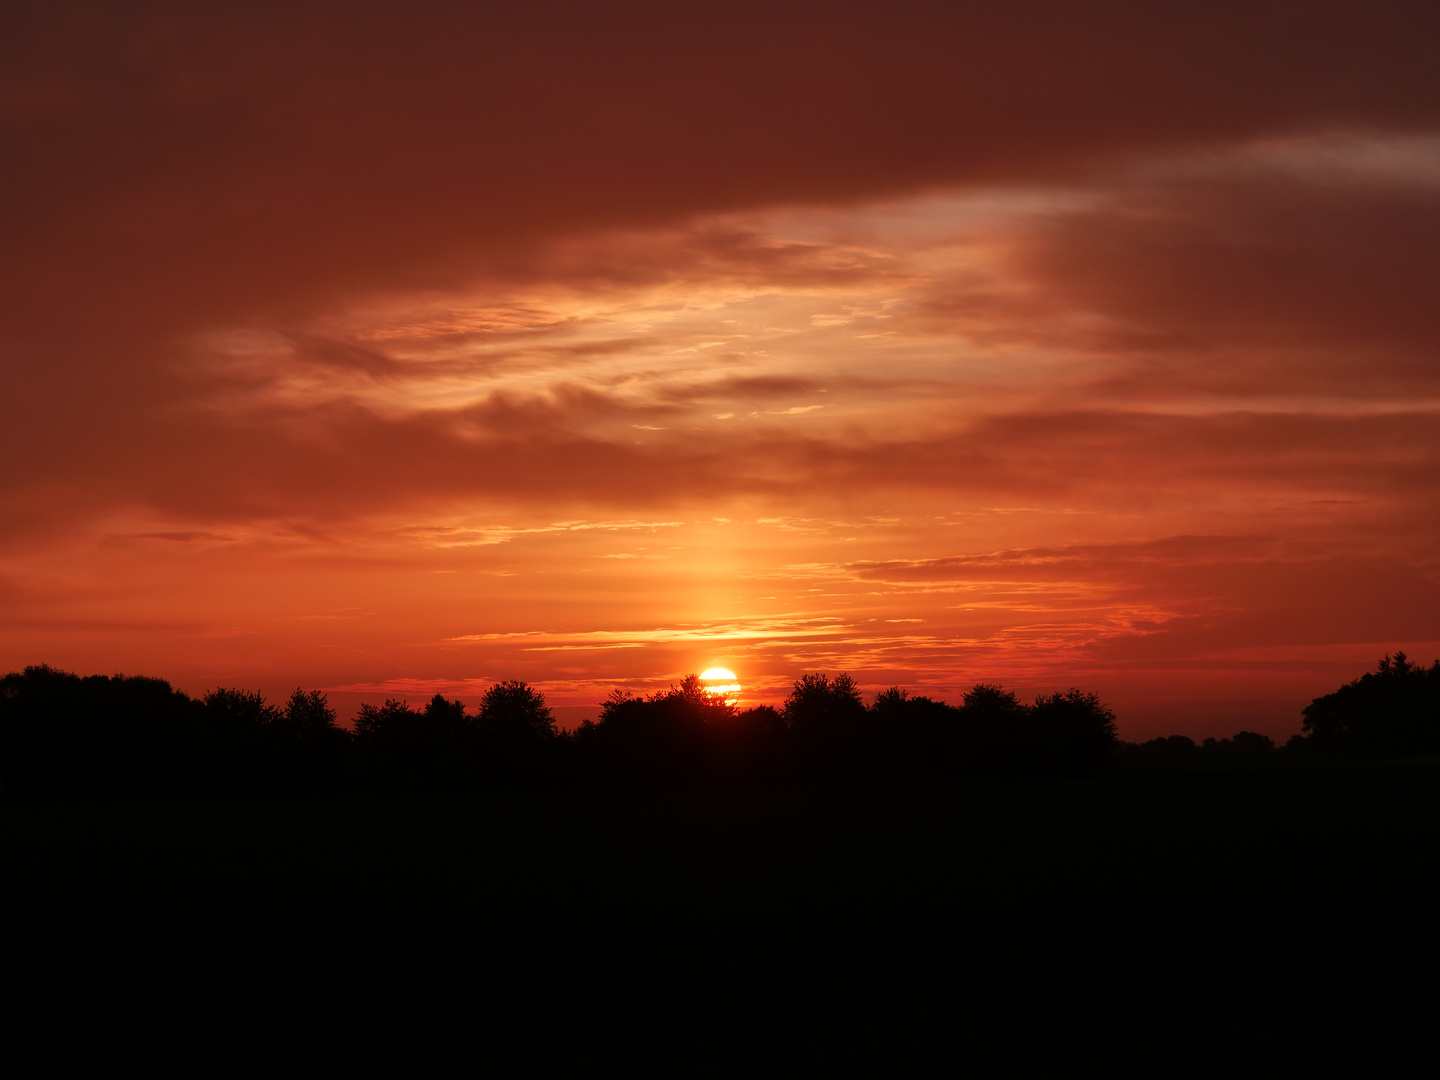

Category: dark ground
[6, 760, 1440, 1068]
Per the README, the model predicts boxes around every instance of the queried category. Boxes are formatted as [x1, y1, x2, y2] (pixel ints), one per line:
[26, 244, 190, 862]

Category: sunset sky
[4, 2, 1439, 738]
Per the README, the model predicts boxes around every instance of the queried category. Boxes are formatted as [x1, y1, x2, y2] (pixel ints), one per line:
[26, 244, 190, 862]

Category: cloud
[446, 616, 850, 650]
[844, 535, 1288, 584]
[1012, 161, 1440, 394]
[119, 531, 238, 544]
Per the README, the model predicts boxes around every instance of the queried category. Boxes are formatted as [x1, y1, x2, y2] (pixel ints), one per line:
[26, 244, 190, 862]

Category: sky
[3, 1, 1439, 739]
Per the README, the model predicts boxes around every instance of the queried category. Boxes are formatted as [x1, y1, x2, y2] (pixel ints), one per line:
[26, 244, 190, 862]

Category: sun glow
[700, 668, 742, 696]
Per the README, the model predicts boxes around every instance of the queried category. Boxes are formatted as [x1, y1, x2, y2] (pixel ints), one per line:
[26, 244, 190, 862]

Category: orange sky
[3, 3, 1439, 738]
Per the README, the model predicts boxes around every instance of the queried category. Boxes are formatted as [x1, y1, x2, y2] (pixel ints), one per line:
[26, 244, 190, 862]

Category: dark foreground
[7, 761, 1440, 1067]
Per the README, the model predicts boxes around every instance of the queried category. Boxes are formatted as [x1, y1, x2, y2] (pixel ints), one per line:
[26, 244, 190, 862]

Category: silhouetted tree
[868, 687, 959, 779]
[708, 702, 789, 781]
[869, 686, 911, 719]
[782, 672, 868, 777]
[424, 692, 471, 737]
[1301, 652, 1440, 753]
[783, 672, 864, 734]
[261, 687, 350, 790]
[280, 688, 342, 742]
[2, 665, 213, 795]
[652, 674, 736, 724]
[584, 675, 742, 783]
[733, 703, 787, 740]
[204, 687, 281, 728]
[353, 698, 414, 743]
[953, 683, 1028, 763]
[478, 680, 556, 740]
[199, 687, 292, 789]
[1029, 688, 1118, 764]
[959, 683, 1026, 725]
[352, 697, 480, 791]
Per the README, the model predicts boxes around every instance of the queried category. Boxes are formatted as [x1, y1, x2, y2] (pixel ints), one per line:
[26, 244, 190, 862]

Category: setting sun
[700, 669, 742, 696]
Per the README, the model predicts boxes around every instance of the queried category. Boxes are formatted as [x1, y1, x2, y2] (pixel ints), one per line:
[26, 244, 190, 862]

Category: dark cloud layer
[1022, 174, 1440, 381]
[4, 2, 1439, 326]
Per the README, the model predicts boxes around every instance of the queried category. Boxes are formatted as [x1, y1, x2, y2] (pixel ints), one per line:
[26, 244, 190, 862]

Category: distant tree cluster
[1126, 730, 1280, 761]
[0, 665, 1116, 795]
[1123, 652, 1440, 763]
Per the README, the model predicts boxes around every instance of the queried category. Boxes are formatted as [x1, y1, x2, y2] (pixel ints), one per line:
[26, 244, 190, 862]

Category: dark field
[8, 761, 1440, 1066]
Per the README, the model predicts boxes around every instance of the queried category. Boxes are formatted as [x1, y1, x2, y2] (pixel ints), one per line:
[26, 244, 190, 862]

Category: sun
[699, 668, 742, 696]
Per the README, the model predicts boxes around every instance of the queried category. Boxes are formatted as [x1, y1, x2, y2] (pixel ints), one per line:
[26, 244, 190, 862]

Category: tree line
[0, 666, 1117, 794]
[2, 655, 1435, 795]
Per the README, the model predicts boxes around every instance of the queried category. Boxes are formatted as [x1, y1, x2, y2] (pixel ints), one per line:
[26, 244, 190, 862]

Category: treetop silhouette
[479, 679, 557, 739]
[1301, 651, 1440, 754]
